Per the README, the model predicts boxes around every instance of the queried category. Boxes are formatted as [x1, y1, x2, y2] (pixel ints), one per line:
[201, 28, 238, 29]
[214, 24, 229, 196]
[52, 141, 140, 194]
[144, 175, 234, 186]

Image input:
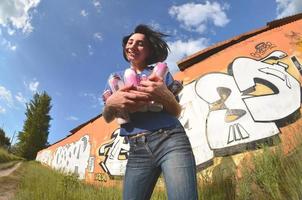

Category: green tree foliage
[0, 128, 11, 148]
[17, 92, 52, 160]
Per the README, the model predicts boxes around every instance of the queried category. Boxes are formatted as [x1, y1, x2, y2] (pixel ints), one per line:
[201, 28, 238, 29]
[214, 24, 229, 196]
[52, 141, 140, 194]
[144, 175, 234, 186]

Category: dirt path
[0, 162, 22, 200]
[0, 162, 22, 177]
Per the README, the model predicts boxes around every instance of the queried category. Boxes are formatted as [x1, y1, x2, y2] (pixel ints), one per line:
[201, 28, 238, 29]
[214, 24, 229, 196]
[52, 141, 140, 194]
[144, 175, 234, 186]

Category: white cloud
[29, 81, 39, 92]
[276, 0, 302, 19]
[88, 45, 93, 55]
[80, 9, 88, 17]
[1, 38, 17, 51]
[93, 32, 103, 41]
[169, 1, 230, 33]
[7, 27, 15, 35]
[83, 92, 97, 101]
[148, 20, 161, 31]
[166, 38, 209, 73]
[82, 92, 102, 108]
[15, 92, 27, 106]
[92, 0, 101, 12]
[0, 106, 5, 114]
[0, 86, 13, 106]
[66, 116, 79, 121]
[0, 0, 41, 34]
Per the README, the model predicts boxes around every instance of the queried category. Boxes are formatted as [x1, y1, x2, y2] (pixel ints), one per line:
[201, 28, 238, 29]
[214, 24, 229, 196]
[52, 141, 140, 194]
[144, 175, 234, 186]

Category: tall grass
[195, 131, 302, 200]
[12, 129, 302, 200]
[236, 142, 302, 200]
[14, 161, 166, 200]
[14, 161, 122, 200]
[0, 147, 23, 163]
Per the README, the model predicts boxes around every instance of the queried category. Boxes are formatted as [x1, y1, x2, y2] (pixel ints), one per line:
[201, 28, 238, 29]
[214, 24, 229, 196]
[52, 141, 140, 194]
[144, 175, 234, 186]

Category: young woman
[102, 24, 198, 200]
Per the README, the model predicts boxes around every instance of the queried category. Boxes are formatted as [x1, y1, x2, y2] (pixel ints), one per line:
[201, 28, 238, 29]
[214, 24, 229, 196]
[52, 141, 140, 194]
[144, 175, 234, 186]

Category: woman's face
[125, 33, 151, 66]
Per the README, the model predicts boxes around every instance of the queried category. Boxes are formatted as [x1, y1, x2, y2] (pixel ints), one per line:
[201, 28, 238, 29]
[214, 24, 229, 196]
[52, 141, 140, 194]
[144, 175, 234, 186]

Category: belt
[126, 126, 177, 140]
[127, 131, 151, 139]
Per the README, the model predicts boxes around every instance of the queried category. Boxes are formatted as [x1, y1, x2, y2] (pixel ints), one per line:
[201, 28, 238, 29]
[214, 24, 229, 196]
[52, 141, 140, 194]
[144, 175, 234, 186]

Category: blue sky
[0, 0, 301, 145]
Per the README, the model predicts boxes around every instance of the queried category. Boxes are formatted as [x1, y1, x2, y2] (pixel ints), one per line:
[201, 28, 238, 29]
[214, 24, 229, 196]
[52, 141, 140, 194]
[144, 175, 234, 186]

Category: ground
[0, 162, 22, 200]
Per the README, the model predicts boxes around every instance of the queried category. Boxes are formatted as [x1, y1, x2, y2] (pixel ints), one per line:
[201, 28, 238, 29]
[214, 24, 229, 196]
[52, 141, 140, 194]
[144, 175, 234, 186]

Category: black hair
[122, 24, 170, 65]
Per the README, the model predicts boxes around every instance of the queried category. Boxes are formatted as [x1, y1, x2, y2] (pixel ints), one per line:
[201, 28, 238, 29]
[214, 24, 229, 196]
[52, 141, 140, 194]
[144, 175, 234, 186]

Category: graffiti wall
[36, 14, 302, 185]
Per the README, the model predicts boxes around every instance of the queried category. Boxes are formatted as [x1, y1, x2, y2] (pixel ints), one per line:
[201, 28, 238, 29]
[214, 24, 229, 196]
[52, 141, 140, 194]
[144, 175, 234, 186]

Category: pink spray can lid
[124, 68, 139, 86]
[153, 62, 168, 78]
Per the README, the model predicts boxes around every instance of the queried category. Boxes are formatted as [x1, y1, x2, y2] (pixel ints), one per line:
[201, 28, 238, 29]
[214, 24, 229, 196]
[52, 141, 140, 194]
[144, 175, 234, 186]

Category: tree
[0, 128, 11, 148]
[17, 92, 52, 160]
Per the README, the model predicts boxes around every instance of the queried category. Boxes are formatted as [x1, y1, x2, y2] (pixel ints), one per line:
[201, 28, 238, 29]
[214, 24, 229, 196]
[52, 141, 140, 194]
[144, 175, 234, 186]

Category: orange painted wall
[174, 21, 302, 83]
[37, 16, 302, 185]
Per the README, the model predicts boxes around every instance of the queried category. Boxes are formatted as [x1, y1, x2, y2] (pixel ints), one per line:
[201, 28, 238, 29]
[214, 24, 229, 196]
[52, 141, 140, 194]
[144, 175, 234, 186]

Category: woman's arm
[136, 75, 182, 117]
[102, 85, 149, 123]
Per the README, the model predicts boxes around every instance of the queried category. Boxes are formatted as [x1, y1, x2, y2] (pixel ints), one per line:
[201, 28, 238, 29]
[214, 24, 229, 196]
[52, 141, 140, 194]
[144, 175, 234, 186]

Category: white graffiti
[51, 135, 91, 179]
[178, 82, 214, 168]
[195, 73, 279, 152]
[99, 129, 129, 176]
[232, 51, 301, 121]
[36, 150, 52, 166]
[191, 50, 300, 154]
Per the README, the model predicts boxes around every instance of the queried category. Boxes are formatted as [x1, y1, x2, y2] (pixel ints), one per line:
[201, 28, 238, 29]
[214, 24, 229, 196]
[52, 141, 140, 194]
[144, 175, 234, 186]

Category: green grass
[14, 161, 122, 200]
[236, 144, 302, 200]
[10, 128, 302, 200]
[14, 161, 167, 200]
[194, 126, 302, 200]
[0, 148, 23, 163]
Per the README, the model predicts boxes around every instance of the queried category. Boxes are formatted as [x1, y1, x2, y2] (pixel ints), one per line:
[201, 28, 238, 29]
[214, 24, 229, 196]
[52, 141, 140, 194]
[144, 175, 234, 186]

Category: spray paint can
[102, 89, 112, 103]
[107, 73, 129, 124]
[108, 73, 124, 92]
[124, 68, 139, 86]
[153, 62, 168, 78]
[135, 73, 148, 112]
[148, 62, 169, 112]
[140, 74, 148, 81]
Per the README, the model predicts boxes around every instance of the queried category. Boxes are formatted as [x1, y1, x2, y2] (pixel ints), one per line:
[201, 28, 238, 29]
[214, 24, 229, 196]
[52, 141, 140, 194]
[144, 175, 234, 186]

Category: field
[1, 130, 302, 200]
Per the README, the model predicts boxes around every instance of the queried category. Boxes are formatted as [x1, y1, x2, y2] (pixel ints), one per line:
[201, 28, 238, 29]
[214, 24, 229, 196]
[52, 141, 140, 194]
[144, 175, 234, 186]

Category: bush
[0, 148, 23, 163]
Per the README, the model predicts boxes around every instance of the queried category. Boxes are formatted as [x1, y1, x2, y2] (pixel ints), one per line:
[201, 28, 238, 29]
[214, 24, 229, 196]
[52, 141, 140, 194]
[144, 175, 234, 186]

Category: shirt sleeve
[165, 71, 174, 87]
[164, 71, 181, 102]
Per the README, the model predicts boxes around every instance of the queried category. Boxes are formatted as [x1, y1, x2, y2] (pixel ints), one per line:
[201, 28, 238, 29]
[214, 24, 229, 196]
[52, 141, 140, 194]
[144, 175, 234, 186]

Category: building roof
[177, 12, 302, 71]
[69, 114, 102, 134]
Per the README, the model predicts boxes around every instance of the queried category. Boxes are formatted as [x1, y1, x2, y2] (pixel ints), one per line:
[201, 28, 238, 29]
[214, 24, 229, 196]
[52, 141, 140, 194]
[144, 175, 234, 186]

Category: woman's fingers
[120, 84, 136, 91]
[148, 74, 163, 82]
[125, 91, 150, 100]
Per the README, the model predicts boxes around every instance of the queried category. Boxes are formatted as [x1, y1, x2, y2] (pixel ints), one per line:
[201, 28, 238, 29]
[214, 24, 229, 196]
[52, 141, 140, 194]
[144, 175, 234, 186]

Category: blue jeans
[123, 125, 198, 200]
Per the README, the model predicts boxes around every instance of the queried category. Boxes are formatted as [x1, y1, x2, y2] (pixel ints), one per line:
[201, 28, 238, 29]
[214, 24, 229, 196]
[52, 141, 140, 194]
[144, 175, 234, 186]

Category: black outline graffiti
[194, 50, 301, 157]
[250, 42, 276, 58]
[291, 56, 302, 76]
[95, 173, 108, 182]
[98, 128, 129, 178]
[227, 123, 249, 144]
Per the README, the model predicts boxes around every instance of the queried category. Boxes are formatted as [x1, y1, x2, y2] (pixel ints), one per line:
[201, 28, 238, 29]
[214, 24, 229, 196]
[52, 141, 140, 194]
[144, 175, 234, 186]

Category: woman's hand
[103, 85, 149, 123]
[108, 85, 149, 112]
[136, 74, 182, 117]
[136, 75, 167, 103]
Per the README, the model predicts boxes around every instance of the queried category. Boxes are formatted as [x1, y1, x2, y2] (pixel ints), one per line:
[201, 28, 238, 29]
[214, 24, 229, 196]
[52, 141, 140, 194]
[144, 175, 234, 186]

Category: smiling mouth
[127, 50, 138, 57]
